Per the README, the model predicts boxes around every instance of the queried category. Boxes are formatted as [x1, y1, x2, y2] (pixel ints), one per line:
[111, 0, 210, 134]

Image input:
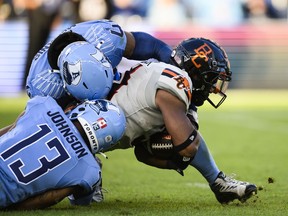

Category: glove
[166, 160, 184, 176]
[171, 152, 192, 170]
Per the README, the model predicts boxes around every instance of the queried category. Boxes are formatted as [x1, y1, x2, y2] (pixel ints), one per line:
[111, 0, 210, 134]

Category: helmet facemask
[201, 69, 231, 108]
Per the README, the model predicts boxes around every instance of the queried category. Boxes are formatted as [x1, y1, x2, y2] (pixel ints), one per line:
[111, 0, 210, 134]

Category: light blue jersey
[26, 19, 127, 99]
[0, 96, 100, 208]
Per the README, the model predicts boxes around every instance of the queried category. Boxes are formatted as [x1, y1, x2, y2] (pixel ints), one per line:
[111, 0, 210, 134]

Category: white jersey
[109, 61, 193, 149]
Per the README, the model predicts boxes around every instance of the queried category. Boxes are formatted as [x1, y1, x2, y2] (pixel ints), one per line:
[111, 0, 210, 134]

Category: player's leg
[190, 133, 220, 183]
[190, 133, 257, 204]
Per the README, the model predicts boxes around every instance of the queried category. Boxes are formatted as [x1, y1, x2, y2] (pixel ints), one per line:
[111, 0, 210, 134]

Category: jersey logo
[162, 68, 192, 102]
[191, 43, 213, 68]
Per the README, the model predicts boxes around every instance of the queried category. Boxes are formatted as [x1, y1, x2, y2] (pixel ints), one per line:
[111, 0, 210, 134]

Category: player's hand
[166, 160, 184, 176]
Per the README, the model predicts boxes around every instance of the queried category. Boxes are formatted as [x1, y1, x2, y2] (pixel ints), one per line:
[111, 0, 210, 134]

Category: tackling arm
[0, 125, 13, 137]
[0, 111, 25, 137]
[4, 187, 78, 210]
[124, 32, 173, 64]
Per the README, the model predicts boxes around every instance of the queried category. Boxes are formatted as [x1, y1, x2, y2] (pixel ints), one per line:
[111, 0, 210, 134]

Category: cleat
[92, 185, 104, 203]
[210, 171, 257, 204]
[92, 155, 105, 203]
[92, 177, 108, 203]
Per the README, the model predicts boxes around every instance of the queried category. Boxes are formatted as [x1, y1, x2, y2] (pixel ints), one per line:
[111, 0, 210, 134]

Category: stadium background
[0, 1, 288, 214]
[0, 0, 287, 96]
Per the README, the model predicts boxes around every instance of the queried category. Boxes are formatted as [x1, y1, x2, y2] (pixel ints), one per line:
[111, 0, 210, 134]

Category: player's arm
[5, 187, 79, 210]
[0, 125, 13, 137]
[124, 32, 173, 64]
[0, 111, 25, 137]
[155, 89, 200, 158]
[134, 141, 184, 176]
[134, 142, 169, 169]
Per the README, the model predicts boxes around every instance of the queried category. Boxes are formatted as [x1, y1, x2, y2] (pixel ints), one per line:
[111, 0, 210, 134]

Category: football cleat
[92, 178, 108, 203]
[210, 171, 257, 204]
[92, 183, 105, 203]
[92, 156, 106, 203]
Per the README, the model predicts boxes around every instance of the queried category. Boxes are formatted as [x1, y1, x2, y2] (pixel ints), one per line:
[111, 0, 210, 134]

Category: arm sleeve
[130, 32, 173, 64]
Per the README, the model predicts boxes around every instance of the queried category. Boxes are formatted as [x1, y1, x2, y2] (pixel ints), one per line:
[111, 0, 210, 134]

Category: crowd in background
[0, 0, 287, 27]
[0, 0, 287, 92]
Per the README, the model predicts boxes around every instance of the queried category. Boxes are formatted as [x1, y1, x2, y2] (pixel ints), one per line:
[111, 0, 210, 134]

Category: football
[147, 130, 174, 159]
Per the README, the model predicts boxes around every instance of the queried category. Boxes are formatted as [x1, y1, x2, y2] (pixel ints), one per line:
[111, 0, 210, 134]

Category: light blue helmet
[58, 41, 114, 100]
[67, 99, 126, 153]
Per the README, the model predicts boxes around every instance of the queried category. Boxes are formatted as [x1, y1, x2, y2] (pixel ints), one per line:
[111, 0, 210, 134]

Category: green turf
[0, 90, 288, 215]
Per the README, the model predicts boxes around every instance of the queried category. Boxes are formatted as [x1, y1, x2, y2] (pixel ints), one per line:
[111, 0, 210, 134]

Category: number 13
[1, 124, 70, 184]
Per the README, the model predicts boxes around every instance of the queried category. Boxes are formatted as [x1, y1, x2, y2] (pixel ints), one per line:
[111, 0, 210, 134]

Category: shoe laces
[221, 173, 249, 186]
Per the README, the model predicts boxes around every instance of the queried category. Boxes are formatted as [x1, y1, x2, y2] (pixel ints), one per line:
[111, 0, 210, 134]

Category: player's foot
[210, 171, 257, 204]
[92, 173, 109, 203]
[92, 184, 105, 203]
[93, 155, 105, 202]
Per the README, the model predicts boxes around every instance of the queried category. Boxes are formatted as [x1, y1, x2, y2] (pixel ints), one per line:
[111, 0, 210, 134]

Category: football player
[0, 97, 126, 210]
[105, 37, 257, 204]
[25, 19, 172, 101]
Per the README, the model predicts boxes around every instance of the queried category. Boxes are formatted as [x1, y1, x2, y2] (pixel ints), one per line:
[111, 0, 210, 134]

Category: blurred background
[0, 0, 287, 97]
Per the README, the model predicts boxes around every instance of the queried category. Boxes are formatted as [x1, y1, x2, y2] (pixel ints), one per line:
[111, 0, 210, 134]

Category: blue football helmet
[58, 41, 114, 100]
[67, 99, 126, 153]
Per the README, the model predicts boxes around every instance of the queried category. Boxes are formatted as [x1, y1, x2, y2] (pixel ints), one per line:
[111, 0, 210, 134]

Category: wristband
[173, 130, 197, 152]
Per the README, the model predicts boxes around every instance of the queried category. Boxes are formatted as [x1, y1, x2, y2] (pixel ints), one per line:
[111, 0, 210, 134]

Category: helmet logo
[89, 100, 121, 116]
[91, 49, 111, 68]
[63, 61, 82, 85]
[191, 43, 213, 68]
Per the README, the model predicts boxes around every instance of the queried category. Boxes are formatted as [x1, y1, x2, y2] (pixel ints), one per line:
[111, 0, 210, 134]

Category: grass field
[0, 90, 288, 216]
